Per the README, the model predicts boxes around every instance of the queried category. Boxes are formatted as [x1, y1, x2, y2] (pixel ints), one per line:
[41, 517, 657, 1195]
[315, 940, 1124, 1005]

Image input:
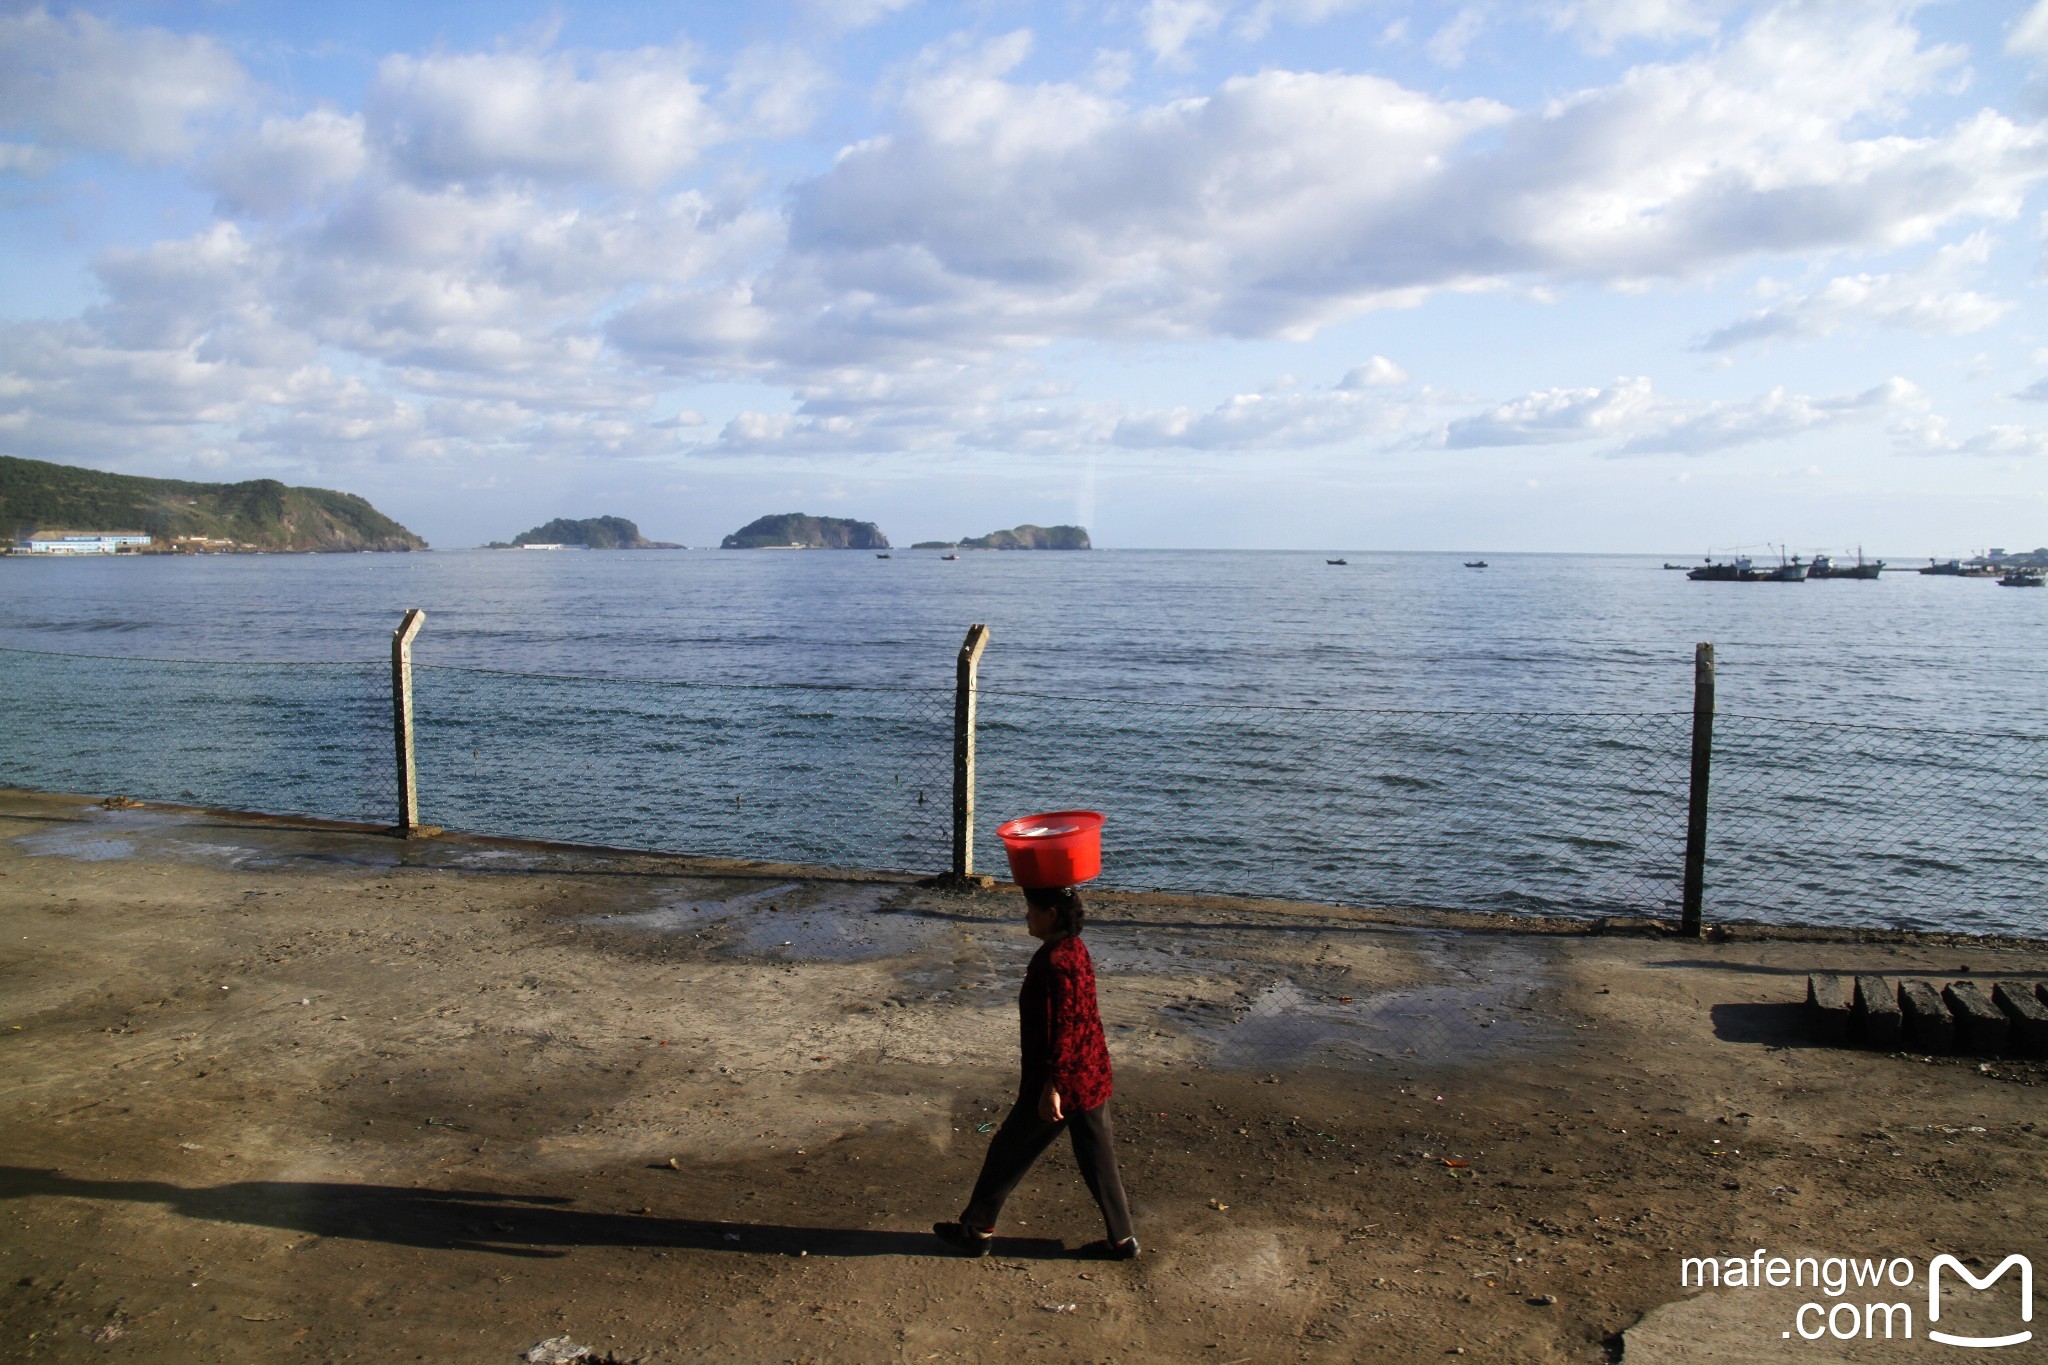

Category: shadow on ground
[0, 1166, 1068, 1261]
[1706, 1002, 1819, 1047]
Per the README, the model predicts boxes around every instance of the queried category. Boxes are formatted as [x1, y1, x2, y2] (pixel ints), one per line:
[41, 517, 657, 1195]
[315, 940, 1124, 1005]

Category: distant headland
[487, 516, 677, 550]
[721, 513, 889, 549]
[0, 455, 425, 553]
[913, 524, 1091, 551]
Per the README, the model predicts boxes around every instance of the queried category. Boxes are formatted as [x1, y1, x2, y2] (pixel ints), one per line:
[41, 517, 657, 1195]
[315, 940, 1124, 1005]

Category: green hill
[721, 513, 889, 549]
[0, 455, 425, 552]
[928, 524, 1091, 550]
[493, 515, 675, 549]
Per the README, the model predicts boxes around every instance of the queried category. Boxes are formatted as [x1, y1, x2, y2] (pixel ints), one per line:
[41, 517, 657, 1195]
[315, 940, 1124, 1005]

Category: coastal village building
[12, 531, 153, 554]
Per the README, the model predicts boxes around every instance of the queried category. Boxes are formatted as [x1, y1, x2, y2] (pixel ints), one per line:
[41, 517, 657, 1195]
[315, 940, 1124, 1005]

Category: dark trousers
[961, 1098, 1134, 1244]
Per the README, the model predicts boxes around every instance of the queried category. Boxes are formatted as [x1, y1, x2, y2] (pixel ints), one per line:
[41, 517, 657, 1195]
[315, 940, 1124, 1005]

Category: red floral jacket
[1018, 934, 1113, 1113]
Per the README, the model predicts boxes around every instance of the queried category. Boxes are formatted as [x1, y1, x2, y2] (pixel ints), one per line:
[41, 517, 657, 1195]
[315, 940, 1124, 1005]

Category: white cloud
[1446, 377, 1660, 447]
[669, 1, 2048, 372]
[0, 141, 57, 175]
[205, 111, 369, 216]
[2008, 1, 2048, 59]
[799, 0, 921, 30]
[0, 6, 247, 162]
[1897, 413, 2048, 457]
[1697, 234, 2011, 350]
[366, 45, 721, 188]
[1444, 374, 1923, 453]
[1339, 356, 1410, 387]
[720, 46, 828, 139]
[1617, 376, 1923, 455]
[1426, 8, 1488, 68]
[1553, 0, 1722, 52]
[1112, 381, 1410, 450]
[5, 1, 2045, 494]
[1142, 0, 1231, 62]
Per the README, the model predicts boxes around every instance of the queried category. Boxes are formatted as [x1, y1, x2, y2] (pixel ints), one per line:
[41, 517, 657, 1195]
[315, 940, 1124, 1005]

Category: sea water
[1, 549, 2042, 932]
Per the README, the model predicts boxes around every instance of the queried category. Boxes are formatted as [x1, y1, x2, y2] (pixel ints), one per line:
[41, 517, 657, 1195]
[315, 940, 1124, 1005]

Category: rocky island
[913, 523, 1091, 551]
[721, 513, 889, 549]
[488, 516, 677, 549]
[0, 455, 425, 552]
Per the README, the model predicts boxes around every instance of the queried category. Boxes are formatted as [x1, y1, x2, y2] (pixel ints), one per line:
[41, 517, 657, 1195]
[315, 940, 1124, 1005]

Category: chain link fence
[410, 665, 953, 871]
[0, 646, 392, 825]
[1705, 713, 2046, 934]
[1, 643, 2043, 939]
[975, 692, 1693, 918]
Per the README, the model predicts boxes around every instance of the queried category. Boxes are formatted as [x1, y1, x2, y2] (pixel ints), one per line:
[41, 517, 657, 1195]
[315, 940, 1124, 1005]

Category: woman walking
[933, 884, 1138, 1259]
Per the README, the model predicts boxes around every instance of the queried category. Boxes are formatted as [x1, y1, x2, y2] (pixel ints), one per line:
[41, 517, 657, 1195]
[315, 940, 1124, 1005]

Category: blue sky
[3, 0, 2047, 552]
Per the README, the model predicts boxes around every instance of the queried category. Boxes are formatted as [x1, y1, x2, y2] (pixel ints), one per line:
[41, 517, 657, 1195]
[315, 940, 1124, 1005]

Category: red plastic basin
[995, 810, 1105, 888]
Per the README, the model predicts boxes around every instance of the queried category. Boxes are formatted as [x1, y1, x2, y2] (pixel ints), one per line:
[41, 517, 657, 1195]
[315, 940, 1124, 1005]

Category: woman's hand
[1037, 1083, 1065, 1122]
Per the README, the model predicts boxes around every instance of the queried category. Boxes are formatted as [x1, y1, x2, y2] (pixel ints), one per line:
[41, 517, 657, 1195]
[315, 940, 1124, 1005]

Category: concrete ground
[2, 788, 2043, 1363]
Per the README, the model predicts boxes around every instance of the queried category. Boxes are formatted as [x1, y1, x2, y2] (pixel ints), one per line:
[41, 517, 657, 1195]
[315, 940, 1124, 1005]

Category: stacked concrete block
[1942, 981, 2008, 1056]
[1805, 974, 1851, 1043]
[1851, 975, 1901, 1048]
[1993, 982, 2048, 1057]
[1897, 980, 1954, 1052]
[1812, 975, 2048, 1056]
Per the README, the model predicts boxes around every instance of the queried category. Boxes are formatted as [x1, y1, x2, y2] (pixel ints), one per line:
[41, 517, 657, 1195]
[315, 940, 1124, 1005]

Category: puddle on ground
[11, 807, 406, 871]
[1164, 931, 1567, 1070]
[13, 830, 138, 861]
[591, 882, 946, 963]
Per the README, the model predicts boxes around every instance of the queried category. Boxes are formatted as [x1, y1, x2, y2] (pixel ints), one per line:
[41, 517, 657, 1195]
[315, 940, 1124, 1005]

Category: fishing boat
[1998, 568, 2045, 587]
[1810, 547, 1882, 580]
[1463, 560, 1488, 568]
[1687, 556, 1752, 581]
[1918, 558, 1964, 575]
[1662, 562, 1691, 570]
[1750, 549, 1808, 582]
[940, 553, 960, 561]
[875, 553, 891, 559]
[1326, 557, 1348, 565]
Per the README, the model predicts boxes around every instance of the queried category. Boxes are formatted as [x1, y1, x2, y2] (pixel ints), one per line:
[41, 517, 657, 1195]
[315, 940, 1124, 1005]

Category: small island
[915, 524, 1091, 551]
[721, 513, 889, 549]
[487, 516, 677, 550]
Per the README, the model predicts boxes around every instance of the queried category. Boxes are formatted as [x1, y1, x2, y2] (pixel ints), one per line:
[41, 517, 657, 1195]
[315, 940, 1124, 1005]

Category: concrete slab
[1992, 981, 2048, 1057]
[1898, 979, 1954, 1052]
[1943, 980, 2008, 1056]
[1805, 973, 1850, 1043]
[1852, 975, 1901, 1048]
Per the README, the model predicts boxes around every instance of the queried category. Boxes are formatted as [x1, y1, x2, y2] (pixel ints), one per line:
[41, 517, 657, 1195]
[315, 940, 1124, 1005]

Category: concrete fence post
[391, 608, 427, 834]
[1680, 641, 1715, 936]
[952, 623, 991, 878]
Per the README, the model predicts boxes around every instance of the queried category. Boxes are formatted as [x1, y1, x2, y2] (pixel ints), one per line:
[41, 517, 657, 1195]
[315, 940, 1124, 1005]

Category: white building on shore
[12, 531, 154, 554]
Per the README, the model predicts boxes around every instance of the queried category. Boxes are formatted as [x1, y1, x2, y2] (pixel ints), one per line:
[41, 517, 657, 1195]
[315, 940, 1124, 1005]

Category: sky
[3, 0, 2048, 553]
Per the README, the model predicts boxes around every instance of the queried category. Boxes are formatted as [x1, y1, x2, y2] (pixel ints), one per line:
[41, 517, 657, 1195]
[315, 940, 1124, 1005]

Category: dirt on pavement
[2, 789, 2043, 1362]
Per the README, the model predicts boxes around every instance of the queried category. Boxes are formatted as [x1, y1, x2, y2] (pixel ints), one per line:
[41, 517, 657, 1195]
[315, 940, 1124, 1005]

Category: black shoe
[932, 1220, 993, 1256]
[1085, 1235, 1140, 1260]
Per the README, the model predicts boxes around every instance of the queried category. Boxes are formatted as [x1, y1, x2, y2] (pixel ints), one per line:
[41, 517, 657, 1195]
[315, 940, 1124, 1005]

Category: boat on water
[1463, 560, 1488, 568]
[875, 553, 891, 559]
[1687, 555, 1752, 581]
[940, 552, 960, 560]
[1809, 548, 1883, 580]
[1919, 558, 1963, 575]
[1661, 562, 1690, 570]
[1685, 548, 1806, 582]
[1326, 557, 1348, 565]
[1999, 568, 2045, 587]
[1751, 551, 1808, 582]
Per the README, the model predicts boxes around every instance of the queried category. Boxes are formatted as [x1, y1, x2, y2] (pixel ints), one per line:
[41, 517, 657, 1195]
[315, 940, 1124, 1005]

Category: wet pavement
[11, 796, 1580, 1074]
